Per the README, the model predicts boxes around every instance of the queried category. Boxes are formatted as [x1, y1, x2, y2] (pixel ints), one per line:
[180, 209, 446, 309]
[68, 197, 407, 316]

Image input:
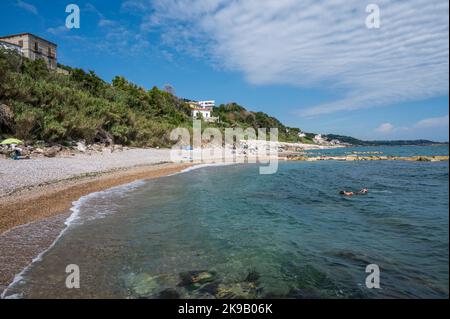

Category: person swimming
[357, 188, 369, 195]
[340, 188, 368, 196]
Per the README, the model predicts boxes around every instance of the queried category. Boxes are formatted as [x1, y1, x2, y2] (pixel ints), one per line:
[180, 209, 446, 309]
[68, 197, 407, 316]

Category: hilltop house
[0, 33, 57, 69]
[313, 134, 326, 144]
[189, 100, 219, 122]
[0, 40, 23, 55]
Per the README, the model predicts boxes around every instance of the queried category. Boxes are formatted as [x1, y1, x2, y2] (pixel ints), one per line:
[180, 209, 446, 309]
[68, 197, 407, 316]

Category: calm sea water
[4, 145, 449, 299]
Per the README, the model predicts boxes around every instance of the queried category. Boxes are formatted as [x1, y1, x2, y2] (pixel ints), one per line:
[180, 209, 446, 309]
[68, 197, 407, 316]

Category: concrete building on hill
[0, 33, 57, 69]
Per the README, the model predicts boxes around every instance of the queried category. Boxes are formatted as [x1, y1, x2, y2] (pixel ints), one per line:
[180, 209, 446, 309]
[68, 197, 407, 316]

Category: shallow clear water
[4, 146, 449, 299]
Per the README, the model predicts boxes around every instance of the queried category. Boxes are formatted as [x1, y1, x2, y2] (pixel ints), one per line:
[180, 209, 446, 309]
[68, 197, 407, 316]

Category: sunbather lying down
[340, 188, 369, 196]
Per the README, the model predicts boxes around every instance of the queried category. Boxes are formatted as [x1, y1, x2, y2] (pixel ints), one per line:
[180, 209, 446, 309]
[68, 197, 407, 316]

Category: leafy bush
[0, 49, 308, 146]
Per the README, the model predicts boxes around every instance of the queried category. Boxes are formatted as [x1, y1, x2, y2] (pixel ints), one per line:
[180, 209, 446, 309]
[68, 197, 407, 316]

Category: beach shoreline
[0, 159, 192, 295]
[1, 145, 447, 297]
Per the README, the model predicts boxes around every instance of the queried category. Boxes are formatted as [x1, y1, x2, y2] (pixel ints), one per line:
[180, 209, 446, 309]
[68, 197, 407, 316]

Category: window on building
[34, 42, 38, 51]
[48, 47, 52, 57]
[18, 40, 23, 47]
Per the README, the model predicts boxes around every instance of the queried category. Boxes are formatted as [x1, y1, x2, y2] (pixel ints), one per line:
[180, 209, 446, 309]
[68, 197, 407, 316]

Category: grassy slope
[0, 49, 313, 146]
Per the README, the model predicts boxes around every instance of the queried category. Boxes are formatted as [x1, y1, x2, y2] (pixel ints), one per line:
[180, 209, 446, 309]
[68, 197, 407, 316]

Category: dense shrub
[0, 49, 193, 146]
[0, 49, 308, 145]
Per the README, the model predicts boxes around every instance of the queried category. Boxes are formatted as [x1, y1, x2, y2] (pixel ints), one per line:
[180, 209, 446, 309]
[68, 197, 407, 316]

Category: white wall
[192, 110, 211, 118]
[198, 100, 215, 108]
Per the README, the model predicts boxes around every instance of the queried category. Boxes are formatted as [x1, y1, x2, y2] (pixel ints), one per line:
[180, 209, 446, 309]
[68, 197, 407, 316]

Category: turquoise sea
[4, 145, 449, 299]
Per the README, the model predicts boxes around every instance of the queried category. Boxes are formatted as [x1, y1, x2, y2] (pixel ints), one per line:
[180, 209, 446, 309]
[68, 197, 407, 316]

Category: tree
[163, 84, 175, 96]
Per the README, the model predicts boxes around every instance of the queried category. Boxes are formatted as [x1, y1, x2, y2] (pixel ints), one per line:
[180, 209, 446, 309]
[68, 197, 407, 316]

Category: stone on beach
[0, 148, 172, 198]
[76, 141, 87, 153]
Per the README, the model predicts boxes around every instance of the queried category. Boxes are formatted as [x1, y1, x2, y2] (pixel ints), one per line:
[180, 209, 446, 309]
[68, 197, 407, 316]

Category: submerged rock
[244, 269, 260, 284]
[125, 273, 160, 297]
[286, 154, 449, 162]
[197, 281, 221, 296]
[158, 288, 181, 299]
[178, 270, 218, 286]
[287, 287, 322, 299]
[215, 282, 259, 299]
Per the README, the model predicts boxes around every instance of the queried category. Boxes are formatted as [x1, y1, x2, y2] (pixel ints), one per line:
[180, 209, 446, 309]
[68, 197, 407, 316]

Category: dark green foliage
[0, 49, 312, 146]
[324, 134, 444, 146]
[0, 49, 193, 146]
[212, 102, 312, 143]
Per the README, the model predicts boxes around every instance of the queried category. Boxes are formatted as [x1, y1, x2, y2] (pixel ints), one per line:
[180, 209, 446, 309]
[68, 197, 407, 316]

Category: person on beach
[10, 143, 21, 160]
[9, 144, 30, 160]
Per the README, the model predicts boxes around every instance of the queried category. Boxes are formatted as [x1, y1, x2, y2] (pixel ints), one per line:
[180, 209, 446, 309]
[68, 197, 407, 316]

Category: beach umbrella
[0, 138, 24, 145]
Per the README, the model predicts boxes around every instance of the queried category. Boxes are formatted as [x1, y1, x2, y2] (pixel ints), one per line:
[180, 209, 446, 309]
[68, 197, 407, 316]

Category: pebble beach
[0, 148, 192, 294]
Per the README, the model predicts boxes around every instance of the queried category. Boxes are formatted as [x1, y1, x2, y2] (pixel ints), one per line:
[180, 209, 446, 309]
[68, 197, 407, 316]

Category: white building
[0, 40, 23, 55]
[330, 139, 341, 145]
[197, 100, 215, 108]
[191, 107, 211, 119]
[313, 134, 326, 144]
[189, 100, 219, 122]
[298, 131, 306, 138]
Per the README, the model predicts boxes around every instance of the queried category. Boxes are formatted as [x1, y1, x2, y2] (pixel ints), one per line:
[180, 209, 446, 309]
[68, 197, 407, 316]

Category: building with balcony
[191, 107, 212, 119]
[188, 100, 219, 122]
[0, 40, 23, 55]
[197, 100, 215, 108]
[0, 33, 57, 69]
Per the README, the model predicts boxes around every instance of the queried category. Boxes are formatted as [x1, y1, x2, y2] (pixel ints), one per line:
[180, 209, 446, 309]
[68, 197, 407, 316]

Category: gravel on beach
[0, 148, 173, 198]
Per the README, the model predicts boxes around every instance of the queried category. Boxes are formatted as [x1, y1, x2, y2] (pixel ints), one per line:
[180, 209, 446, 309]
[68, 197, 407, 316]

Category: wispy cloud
[375, 123, 395, 134]
[374, 114, 449, 136]
[16, 0, 38, 15]
[414, 114, 449, 128]
[46, 3, 151, 56]
[121, 0, 149, 12]
[47, 25, 69, 35]
[98, 19, 117, 27]
[130, 0, 448, 116]
[85, 3, 103, 18]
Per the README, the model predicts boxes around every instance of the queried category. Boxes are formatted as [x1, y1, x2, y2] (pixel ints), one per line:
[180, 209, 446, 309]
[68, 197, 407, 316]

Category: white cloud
[122, 0, 149, 12]
[374, 114, 448, 136]
[47, 25, 68, 35]
[132, 0, 449, 116]
[98, 19, 117, 27]
[415, 114, 449, 128]
[16, 0, 38, 15]
[375, 123, 395, 133]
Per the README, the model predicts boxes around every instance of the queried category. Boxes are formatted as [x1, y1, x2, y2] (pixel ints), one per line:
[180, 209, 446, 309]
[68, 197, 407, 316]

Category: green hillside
[211, 103, 314, 143]
[0, 49, 311, 147]
[324, 134, 445, 146]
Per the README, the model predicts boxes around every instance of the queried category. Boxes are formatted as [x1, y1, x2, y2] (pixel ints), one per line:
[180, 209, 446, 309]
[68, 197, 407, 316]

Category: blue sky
[0, 0, 448, 141]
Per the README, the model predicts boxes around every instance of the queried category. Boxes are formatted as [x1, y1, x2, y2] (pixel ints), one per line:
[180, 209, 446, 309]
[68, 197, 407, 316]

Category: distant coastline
[324, 134, 448, 146]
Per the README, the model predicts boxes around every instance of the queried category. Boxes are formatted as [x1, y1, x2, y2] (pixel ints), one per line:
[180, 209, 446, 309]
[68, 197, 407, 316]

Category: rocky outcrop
[0, 140, 129, 159]
[44, 145, 62, 157]
[178, 270, 218, 286]
[0, 104, 14, 133]
[285, 155, 449, 162]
